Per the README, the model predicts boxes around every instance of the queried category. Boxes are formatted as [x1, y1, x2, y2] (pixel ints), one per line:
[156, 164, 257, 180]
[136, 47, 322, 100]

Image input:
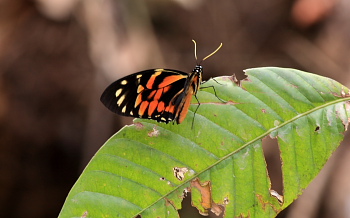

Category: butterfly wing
[100, 69, 190, 123]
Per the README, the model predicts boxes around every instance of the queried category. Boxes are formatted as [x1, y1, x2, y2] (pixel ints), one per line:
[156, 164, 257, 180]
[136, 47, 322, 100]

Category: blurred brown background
[1, 0, 350, 217]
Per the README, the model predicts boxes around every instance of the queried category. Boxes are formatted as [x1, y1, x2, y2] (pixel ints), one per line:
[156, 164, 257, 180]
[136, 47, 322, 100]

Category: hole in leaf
[315, 126, 320, 132]
[179, 191, 225, 218]
[235, 72, 247, 82]
[262, 137, 284, 197]
[179, 192, 206, 218]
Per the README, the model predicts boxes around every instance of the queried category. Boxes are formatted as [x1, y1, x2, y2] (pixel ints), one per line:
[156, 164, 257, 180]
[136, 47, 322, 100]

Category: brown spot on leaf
[148, 126, 159, 137]
[223, 100, 240, 106]
[211, 203, 223, 216]
[190, 178, 224, 216]
[232, 74, 240, 86]
[134, 122, 144, 130]
[256, 193, 282, 213]
[221, 75, 237, 83]
[242, 76, 252, 82]
[341, 89, 346, 97]
[80, 211, 88, 218]
[223, 197, 229, 205]
[235, 212, 251, 218]
[173, 167, 188, 181]
[191, 178, 212, 209]
[332, 90, 350, 98]
[256, 190, 283, 213]
[288, 83, 298, 88]
[165, 197, 177, 210]
[256, 194, 267, 211]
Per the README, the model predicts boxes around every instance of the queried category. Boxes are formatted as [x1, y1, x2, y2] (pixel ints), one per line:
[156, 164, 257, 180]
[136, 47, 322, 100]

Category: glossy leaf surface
[59, 67, 350, 218]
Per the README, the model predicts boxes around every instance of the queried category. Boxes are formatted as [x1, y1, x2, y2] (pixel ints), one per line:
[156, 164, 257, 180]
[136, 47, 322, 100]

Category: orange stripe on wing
[146, 71, 162, 89]
[148, 101, 158, 116]
[148, 90, 156, 100]
[154, 89, 163, 101]
[139, 101, 149, 116]
[165, 104, 175, 113]
[135, 94, 143, 108]
[158, 75, 186, 88]
[163, 86, 171, 93]
[157, 102, 165, 112]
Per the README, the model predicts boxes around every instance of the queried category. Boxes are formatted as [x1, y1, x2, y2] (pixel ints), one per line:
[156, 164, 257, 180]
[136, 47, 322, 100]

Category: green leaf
[59, 67, 350, 218]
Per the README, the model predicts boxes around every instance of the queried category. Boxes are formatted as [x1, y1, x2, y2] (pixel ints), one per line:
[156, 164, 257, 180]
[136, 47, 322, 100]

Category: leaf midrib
[134, 97, 350, 217]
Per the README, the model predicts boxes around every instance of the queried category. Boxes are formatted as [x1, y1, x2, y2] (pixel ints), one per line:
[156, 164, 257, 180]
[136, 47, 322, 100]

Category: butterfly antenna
[202, 42, 223, 61]
[192, 39, 198, 63]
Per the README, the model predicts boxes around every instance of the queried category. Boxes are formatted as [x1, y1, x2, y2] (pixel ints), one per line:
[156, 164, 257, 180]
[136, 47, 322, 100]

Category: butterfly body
[101, 40, 222, 125]
[100, 66, 203, 124]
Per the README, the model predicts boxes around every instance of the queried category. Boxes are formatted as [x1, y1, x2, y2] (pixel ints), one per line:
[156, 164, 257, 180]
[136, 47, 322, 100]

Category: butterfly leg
[210, 78, 224, 85]
[191, 95, 201, 129]
[200, 85, 226, 103]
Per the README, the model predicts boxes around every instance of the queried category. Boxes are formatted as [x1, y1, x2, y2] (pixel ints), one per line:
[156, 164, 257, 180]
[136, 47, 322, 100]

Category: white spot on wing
[115, 88, 122, 97]
[122, 106, 127, 113]
[120, 80, 128, 85]
[117, 95, 125, 106]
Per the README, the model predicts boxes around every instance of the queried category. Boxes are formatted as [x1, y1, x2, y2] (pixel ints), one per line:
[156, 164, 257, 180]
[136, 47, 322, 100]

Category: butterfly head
[193, 65, 203, 74]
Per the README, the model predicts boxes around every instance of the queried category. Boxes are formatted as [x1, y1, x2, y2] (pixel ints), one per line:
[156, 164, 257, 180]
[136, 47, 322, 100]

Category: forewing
[100, 69, 188, 123]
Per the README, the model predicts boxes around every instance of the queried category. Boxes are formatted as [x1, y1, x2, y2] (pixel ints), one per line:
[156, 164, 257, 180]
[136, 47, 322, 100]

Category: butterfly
[100, 40, 222, 124]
